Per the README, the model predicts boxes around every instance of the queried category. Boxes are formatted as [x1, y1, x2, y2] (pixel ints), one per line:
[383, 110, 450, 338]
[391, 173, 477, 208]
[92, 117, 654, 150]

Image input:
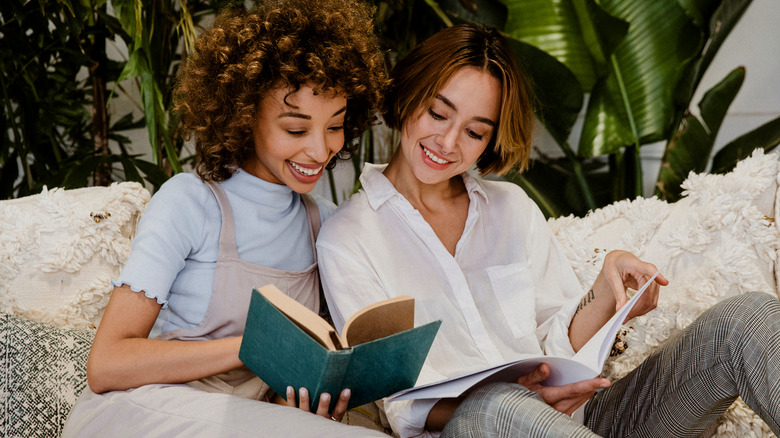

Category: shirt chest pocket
[486, 262, 537, 339]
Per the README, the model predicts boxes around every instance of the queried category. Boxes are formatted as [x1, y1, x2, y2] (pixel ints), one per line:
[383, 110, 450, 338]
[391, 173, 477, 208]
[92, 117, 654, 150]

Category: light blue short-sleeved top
[114, 169, 336, 335]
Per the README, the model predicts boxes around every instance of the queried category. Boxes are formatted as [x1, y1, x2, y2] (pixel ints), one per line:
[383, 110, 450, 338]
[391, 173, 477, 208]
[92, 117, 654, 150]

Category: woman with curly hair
[62, 0, 388, 436]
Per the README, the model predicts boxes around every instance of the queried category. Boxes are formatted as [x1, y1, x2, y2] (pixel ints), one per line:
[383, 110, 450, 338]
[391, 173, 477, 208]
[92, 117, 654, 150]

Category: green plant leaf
[673, 0, 751, 109]
[654, 67, 744, 201]
[436, 0, 509, 28]
[504, 37, 583, 146]
[711, 116, 780, 174]
[130, 156, 171, 189]
[501, 0, 608, 91]
[119, 155, 144, 184]
[579, 0, 703, 157]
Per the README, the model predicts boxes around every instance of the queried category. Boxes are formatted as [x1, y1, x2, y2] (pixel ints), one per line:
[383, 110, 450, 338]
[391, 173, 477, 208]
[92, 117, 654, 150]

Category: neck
[383, 150, 466, 208]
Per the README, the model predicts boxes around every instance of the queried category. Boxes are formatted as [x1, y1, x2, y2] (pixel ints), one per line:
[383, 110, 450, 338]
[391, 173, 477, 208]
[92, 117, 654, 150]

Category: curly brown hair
[173, 0, 387, 182]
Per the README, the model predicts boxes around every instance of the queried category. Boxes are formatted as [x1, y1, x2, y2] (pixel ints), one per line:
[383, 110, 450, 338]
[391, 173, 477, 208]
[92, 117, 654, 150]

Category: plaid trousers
[441, 292, 780, 438]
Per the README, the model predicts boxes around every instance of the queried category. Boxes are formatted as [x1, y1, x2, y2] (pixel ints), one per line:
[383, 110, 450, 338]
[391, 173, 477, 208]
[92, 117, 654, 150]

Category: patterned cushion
[0, 313, 95, 437]
[0, 182, 149, 329]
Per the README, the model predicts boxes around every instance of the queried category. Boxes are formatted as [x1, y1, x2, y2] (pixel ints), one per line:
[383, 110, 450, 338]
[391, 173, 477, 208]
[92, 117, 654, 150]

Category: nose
[437, 123, 458, 154]
[305, 132, 333, 163]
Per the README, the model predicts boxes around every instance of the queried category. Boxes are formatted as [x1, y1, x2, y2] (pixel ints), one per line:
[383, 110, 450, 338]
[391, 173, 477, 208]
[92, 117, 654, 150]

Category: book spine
[310, 350, 352, 412]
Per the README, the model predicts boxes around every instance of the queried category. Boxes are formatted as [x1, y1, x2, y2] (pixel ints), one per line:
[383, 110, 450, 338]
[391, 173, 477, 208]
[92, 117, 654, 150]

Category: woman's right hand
[281, 386, 351, 422]
[515, 363, 609, 416]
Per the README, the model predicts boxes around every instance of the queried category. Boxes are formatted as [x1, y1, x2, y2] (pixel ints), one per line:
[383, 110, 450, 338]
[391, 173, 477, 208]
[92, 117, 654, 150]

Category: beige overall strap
[205, 181, 238, 258]
[299, 193, 321, 262]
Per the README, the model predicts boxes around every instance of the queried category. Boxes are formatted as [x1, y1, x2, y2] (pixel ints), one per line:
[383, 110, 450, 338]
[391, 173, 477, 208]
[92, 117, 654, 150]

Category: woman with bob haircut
[318, 23, 780, 437]
[62, 0, 390, 436]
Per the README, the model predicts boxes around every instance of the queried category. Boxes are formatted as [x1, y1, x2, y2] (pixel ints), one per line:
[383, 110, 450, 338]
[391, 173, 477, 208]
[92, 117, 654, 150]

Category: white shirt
[317, 164, 585, 438]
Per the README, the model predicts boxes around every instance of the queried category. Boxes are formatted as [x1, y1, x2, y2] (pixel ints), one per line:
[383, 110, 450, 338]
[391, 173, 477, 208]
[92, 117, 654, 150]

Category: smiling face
[396, 67, 502, 186]
[243, 84, 347, 193]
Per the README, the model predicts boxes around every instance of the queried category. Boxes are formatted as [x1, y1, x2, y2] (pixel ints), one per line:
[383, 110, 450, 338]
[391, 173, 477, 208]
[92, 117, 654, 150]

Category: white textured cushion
[549, 150, 780, 437]
[0, 182, 150, 328]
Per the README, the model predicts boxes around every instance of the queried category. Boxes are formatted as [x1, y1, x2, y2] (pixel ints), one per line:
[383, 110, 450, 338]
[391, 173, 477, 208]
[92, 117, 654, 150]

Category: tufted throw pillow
[0, 182, 150, 329]
[0, 313, 95, 438]
[549, 150, 780, 438]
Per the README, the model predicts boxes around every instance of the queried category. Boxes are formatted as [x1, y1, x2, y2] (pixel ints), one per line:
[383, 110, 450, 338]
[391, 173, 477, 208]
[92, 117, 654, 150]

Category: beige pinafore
[157, 181, 323, 401]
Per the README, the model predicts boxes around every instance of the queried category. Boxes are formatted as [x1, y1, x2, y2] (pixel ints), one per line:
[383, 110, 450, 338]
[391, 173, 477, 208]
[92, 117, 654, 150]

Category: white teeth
[290, 162, 322, 176]
[423, 147, 449, 164]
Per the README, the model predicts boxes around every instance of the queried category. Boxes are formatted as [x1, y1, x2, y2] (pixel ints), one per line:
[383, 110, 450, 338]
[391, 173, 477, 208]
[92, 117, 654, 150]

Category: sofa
[1, 150, 778, 437]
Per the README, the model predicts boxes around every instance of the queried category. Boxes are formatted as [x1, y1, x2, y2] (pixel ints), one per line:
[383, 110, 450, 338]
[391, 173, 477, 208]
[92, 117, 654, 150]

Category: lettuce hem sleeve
[111, 280, 169, 309]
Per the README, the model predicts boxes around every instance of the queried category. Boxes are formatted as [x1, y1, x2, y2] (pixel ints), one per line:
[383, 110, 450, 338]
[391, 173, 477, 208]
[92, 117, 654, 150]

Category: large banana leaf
[504, 0, 595, 84]
[654, 67, 744, 202]
[579, 0, 703, 156]
[710, 116, 780, 174]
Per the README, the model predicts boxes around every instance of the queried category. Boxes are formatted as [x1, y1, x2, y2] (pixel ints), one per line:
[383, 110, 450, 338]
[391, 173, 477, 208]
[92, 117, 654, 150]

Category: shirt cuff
[384, 398, 439, 438]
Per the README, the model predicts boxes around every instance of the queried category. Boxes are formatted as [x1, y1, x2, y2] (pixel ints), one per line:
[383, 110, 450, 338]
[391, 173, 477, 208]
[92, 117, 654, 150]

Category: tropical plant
[494, 0, 780, 215]
[368, 0, 780, 217]
[0, 0, 233, 200]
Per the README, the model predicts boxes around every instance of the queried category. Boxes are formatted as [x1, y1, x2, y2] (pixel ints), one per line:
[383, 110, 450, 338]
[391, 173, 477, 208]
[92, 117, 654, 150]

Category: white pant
[63, 384, 388, 437]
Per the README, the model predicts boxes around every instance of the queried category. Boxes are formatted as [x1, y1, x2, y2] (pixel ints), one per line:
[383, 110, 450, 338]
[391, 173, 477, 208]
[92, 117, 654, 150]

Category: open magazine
[387, 267, 665, 401]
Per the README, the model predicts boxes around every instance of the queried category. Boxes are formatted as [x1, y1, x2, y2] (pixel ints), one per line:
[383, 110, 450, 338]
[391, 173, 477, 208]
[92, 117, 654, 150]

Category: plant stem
[610, 53, 643, 198]
[558, 141, 596, 211]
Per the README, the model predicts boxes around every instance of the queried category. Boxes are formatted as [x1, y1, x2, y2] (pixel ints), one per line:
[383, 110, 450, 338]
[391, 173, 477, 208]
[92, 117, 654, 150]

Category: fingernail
[300, 388, 308, 397]
[287, 386, 294, 395]
[321, 393, 330, 402]
[601, 381, 611, 388]
[342, 388, 351, 398]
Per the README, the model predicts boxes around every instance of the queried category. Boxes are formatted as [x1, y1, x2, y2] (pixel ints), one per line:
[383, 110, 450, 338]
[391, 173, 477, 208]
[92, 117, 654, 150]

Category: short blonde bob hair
[384, 24, 534, 175]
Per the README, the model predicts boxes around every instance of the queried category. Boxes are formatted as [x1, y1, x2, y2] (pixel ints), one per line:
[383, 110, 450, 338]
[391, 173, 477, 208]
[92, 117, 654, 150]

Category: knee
[722, 292, 778, 317]
[710, 292, 779, 333]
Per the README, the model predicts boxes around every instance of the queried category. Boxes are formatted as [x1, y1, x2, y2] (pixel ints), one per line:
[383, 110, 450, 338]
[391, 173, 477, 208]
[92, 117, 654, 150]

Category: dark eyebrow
[435, 93, 496, 127]
[277, 106, 346, 121]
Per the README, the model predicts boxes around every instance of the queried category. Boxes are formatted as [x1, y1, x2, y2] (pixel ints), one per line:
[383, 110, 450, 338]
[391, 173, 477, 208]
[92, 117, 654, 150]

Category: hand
[515, 364, 609, 416]
[599, 250, 669, 321]
[282, 386, 351, 422]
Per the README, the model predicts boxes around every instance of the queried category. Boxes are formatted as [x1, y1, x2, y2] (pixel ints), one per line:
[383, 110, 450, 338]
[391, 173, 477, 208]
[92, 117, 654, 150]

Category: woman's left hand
[282, 386, 351, 422]
[599, 250, 669, 321]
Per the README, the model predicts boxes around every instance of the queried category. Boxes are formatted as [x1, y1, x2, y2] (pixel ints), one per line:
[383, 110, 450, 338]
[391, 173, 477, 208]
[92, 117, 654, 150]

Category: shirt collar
[360, 163, 489, 211]
[221, 168, 297, 210]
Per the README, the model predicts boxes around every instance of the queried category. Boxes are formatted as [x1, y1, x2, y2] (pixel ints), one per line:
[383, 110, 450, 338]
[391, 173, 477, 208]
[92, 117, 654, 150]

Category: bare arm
[568, 250, 668, 351]
[87, 284, 244, 394]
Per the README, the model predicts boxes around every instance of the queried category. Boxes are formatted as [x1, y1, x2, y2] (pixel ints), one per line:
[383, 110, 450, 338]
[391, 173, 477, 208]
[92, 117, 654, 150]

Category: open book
[239, 285, 441, 411]
[387, 267, 664, 402]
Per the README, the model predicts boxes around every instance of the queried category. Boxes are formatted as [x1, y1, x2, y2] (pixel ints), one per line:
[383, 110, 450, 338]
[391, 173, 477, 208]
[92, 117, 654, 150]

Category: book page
[388, 264, 666, 401]
[342, 295, 414, 347]
[572, 266, 665, 371]
[257, 285, 344, 350]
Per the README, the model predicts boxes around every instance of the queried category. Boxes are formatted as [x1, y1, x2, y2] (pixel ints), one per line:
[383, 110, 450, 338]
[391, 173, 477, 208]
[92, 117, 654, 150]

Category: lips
[289, 161, 323, 176]
[287, 160, 325, 184]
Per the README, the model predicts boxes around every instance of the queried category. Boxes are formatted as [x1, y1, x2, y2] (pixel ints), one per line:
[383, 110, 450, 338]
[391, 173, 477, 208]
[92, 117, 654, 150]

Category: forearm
[87, 284, 245, 393]
[425, 398, 461, 431]
[87, 335, 243, 393]
[567, 273, 616, 351]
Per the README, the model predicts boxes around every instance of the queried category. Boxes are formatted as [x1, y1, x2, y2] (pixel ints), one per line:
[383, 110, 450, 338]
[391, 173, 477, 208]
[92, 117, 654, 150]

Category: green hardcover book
[239, 285, 441, 411]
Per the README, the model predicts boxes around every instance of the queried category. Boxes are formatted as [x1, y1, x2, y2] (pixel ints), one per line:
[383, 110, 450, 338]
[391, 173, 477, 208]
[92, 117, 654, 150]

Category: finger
[298, 387, 310, 412]
[605, 268, 628, 311]
[540, 377, 609, 405]
[315, 392, 331, 418]
[330, 388, 351, 421]
[516, 363, 549, 388]
[284, 386, 296, 407]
